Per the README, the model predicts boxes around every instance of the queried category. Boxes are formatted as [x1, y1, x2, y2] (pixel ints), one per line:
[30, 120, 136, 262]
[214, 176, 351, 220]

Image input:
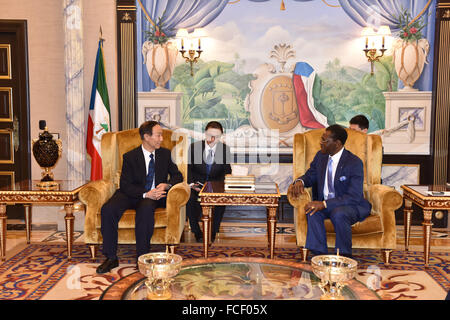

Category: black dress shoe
[96, 258, 119, 274]
[194, 232, 203, 243]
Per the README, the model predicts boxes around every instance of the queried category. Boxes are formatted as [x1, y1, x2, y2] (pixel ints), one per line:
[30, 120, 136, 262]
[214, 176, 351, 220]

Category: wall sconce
[362, 25, 391, 75]
[176, 28, 206, 76]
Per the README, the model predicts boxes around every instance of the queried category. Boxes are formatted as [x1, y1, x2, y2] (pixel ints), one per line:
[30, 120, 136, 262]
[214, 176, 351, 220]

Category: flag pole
[99, 25, 105, 43]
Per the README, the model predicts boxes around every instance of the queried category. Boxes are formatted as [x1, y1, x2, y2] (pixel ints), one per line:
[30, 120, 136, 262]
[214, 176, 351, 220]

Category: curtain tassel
[280, 0, 286, 10]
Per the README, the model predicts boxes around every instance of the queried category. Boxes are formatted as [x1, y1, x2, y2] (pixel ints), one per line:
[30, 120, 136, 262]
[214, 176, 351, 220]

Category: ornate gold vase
[32, 124, 62, 189]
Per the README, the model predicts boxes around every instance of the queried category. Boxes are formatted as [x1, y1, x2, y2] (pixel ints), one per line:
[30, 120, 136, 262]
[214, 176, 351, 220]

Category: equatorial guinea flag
[86, 40, 111, 181]
[293, 62, 328, 129]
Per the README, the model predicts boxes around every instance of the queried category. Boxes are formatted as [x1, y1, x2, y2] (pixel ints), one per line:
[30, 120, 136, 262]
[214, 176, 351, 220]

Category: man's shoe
[96, 258, 119, 274]
[341, 253, 354, 259]
[310, 250, 327, 257]
[149, 244, 166, 252]
[194, 231, 203, 243]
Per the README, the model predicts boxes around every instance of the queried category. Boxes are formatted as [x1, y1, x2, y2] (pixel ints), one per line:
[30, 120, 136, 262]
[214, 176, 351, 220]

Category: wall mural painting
[136, 0, 436, 189]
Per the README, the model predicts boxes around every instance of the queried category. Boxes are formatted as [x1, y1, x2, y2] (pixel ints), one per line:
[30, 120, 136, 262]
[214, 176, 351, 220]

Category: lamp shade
[361, 27, 375, 37]
[175, 28, 188, 38]
[192, 28, 206, 38]
[377, 26, 391, 36]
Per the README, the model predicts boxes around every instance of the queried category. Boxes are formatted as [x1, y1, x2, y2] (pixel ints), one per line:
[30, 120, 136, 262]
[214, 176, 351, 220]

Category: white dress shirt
[323, 147, 344, 200]
[204, 143, 217, 163]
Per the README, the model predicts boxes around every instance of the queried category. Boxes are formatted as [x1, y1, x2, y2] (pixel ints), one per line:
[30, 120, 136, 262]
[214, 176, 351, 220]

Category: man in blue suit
[291, 124, 371, 258]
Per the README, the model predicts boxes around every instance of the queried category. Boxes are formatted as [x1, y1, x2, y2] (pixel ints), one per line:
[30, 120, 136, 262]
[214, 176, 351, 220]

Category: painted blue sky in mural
[199, 0, 369, 74]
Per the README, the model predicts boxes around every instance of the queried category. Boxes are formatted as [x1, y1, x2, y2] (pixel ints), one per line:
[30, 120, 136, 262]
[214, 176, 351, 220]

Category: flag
[293, 62, 328, 129]
[86, 40, 111, 181]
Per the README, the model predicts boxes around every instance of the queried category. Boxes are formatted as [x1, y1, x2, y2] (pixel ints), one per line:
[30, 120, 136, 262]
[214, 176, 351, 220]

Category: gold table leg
[403, 199, 412, 251]
[64, 204, 74, 260]
[24, 204, 32, 244]
[0, 204, 6, 261]
[201, 205, 212, 258]
[267, 207, 277, 259]
[422, 209, 433, 267]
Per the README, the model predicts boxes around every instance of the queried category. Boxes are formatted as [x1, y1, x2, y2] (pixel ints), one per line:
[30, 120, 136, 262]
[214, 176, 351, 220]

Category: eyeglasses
[205, 133, 222, 139]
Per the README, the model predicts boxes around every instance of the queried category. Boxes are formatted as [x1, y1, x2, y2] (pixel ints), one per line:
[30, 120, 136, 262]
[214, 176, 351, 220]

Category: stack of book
[224, 174, 255, 191]
[254, 181, 278, 192]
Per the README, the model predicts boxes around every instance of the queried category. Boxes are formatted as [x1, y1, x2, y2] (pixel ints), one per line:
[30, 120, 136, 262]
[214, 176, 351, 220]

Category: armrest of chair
[368, 184, 403, 248]
[78, 179, 116, 239]
[165, 182, 191, 244]
[287, 183, 312, 208]
[287, 184, 312, 246]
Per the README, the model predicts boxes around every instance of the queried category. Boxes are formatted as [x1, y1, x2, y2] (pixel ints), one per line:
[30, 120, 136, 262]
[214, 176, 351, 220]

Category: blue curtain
[136, 0, 229, 92]
[338, 0, 436, 91]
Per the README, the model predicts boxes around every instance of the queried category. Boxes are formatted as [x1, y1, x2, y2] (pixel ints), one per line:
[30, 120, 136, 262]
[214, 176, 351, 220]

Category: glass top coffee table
[100, 257, 380, 300]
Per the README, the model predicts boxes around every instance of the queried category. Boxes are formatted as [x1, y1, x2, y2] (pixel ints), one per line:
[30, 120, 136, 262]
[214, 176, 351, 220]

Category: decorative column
[63, 0, 85, 181]
[433, 1, 450, 185]
[117, 1, 137, 130]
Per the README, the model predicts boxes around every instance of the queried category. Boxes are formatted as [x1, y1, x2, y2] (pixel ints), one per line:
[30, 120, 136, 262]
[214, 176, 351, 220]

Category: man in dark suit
[291, 124, 371, 258]
[186, 121, 231, 243]
[96, 121, 183, 274]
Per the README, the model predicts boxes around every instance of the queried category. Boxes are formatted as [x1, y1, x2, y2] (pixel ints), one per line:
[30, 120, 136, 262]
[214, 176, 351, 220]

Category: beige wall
[0, 0, 118, 181]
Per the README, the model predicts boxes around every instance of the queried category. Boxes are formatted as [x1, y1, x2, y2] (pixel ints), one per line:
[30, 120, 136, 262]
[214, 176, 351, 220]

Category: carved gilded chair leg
[381, 249, 392, 265]
[167, 245, 176, 254]
[88, 244, 97, 260]
[300, 247, 309, 262]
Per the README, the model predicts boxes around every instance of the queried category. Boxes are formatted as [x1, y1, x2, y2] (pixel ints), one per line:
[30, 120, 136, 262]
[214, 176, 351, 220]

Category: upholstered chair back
[293, 128, 382, 199]
[100, 128, 188, 187]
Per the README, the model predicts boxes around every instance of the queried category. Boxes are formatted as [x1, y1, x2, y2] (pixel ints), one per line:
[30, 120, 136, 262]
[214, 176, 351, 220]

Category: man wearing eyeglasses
[186, 121, 232, 243]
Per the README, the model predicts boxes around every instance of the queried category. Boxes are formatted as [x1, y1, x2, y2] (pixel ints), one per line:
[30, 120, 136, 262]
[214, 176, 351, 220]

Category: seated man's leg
[329, 206, 359, 256]
[305, 210, 329, 255]
[186, 190, 202, 235]
[135, 197, 166, 257]
[101, 191, 134, 259]
[212, 205, 226, 240]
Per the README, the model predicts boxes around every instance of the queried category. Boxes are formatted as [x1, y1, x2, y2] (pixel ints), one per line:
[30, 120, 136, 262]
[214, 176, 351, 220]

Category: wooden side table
[400, 184, 450, 267]
[0, 180, 87, 261]
[199, 181, 280, 259]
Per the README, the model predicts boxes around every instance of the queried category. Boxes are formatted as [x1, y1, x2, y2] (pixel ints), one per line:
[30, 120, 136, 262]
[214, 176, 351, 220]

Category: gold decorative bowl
[311, 254, 358, 300]
[137, 252, 182, 300]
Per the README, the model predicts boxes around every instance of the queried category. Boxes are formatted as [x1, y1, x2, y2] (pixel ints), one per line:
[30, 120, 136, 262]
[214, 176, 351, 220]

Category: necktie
[145, 153, 155, 191]
[327, 157, 335, 199]
[206, 149, 214, 179]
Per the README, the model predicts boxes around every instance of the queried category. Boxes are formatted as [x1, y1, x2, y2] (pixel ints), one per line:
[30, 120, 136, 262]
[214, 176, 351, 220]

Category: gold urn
[32, 121, 62, 189]
[311, 252, 358, 300]
[138, 252, 182, 300]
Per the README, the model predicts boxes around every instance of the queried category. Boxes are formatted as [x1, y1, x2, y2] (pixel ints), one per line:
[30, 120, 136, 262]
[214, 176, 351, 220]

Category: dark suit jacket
[119, 146, 183, 199]
[299, 149, 371, 221]
[187, 141, 232, 184]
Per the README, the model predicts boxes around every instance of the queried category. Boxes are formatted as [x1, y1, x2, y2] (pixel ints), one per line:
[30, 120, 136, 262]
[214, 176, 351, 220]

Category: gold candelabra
[361, 26, 391, 75]
[179, 47, 202, 77]
[363, 47, 387, 75]
[176, 28, 205, 77]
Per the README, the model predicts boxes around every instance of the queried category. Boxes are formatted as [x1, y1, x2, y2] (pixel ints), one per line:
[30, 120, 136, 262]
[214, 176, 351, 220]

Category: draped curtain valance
[137, 0, 229, 91]
[137, 0, 435, 91]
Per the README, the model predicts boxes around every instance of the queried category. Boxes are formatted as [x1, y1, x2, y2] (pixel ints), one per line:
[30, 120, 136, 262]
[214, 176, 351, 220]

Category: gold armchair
[79, 128, 190, 259]
[287, 128, 403, 264]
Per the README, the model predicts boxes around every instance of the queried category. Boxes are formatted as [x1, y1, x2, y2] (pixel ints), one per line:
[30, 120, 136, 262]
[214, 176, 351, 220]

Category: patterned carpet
[0, 241, 448, 300]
